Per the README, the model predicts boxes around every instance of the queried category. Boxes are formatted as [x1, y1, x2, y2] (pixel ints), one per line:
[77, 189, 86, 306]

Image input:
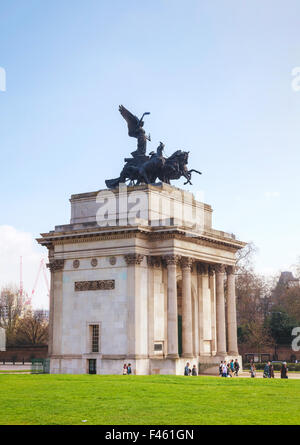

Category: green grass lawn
[0, 374, 299, 425]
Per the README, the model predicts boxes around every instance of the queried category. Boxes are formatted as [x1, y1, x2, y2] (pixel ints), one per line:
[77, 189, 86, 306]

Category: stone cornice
[37, 226, 245, 253]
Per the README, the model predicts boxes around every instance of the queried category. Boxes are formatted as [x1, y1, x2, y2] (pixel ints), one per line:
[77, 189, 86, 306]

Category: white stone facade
[37, 184, 245, 375]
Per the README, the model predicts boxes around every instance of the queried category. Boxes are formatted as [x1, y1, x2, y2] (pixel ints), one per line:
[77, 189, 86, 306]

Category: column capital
[208, 265, 215, 276]
[213, 264, 226, 274]
[164, 254, 181, 266]
[181, 257, 194, 270]
[226, 265, 236, 275]
[197, 263, 209, 275]
[47, 259, 64, 272]
[124, 253, 144, 265]
[147, 256, 162, 268]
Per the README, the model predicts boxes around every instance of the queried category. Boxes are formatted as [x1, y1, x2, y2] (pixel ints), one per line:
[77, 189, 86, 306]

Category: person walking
[250, 363, 256, 378]
[263, 361, 271, 378]
[184, 362, 191, 376]
[234, 359, 240, 376]
[281, 362, 288, 379]
[127, 363, 132, 375]
[221, 361, 228, 377]
[269, 363, 275, 378]
[227, 362, 233, 377]
[192, 365, 197, 376]
[230, 359, 235, 376]
[219, 361, 223, 376]
[122, 363, 127, 375]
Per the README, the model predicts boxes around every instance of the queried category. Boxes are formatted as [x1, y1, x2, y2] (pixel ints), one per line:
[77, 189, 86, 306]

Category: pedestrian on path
[263, 361, 271, 378]
[221, 361, 228, 377]
[250, 363, 256, 378]
[184, 362, 191, 376]
[234, 359, 240, 376]
[281, 362, 288, 379]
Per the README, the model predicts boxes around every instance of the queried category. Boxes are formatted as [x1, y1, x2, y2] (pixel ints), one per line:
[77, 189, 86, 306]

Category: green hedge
[243, 362, 300, 371]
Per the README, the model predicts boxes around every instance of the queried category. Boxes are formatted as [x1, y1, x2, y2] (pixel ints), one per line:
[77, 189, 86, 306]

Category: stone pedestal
[37, 183, 245, 375]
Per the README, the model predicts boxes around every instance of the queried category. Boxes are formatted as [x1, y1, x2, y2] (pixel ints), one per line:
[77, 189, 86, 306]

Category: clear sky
[0, 0, 300, 308]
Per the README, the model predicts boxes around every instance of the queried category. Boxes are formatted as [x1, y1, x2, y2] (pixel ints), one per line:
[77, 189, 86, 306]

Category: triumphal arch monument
[37, 106, 246, 375]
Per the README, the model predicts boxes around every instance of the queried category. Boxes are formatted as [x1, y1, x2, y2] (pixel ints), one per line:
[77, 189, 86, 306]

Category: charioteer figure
[105, 105, 202, 189]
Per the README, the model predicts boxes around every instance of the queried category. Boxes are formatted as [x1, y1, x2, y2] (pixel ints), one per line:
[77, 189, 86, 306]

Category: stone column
[198, 263, 212, 355]
[124, 254, 146, 359]
[164, 255, 180, 358]
[47, 258, 64, 356]
[215, 264, 227, 355]
[226, 266, 239, 355]
[146, 256, 156, 358]
[209, 266, 217, 355]
[181, 257, 194, 358]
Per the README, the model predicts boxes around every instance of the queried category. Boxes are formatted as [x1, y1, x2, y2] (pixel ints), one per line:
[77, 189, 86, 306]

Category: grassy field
[0, 374, 299, 425]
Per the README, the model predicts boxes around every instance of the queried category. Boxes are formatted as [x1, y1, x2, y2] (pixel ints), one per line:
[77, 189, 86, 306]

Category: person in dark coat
[234, 359, 240, 376]
[269, 363, 275, 378]
[263, 361, 271, 378]
[219, 361, 223, 376]
[281, 362, 288, 379]
[192, 365, 197, 376]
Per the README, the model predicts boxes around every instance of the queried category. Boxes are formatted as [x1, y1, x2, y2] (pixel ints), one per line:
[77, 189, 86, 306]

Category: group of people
[184, 363, 198, 376]
[219, 359, 240, 377]
[122, 363, 132, 375]
[123, 360, 289, 378]
[262, 361, 288, 379]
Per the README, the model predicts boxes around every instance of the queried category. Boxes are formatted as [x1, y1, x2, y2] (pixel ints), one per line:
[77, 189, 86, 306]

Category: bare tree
[235, 243, 274, 348]
[0, 285, 28, 346]
[236, 241, 258, 272]
[15, 311, 48, 345]
[245, 319, 274, 353]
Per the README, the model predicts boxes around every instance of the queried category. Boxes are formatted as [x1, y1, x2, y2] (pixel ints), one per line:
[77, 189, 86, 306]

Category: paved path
[0, 364, 31, 372]
[211, 371, 300, 379]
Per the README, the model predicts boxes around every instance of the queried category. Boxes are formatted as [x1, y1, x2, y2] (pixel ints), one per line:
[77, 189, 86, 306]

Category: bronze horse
[105, 147, 201, 188]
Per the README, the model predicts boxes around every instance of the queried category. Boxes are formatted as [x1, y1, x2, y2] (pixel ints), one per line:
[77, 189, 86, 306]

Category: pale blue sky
[0, 0, 300, 303]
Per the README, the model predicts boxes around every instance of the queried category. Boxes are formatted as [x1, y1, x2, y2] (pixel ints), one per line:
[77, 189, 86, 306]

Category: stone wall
[239, 343, 300, 362]
[0, 345, 48, 362]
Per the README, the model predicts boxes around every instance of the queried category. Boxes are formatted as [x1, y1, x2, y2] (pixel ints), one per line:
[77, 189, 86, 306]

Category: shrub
[243, 362, 300, 371]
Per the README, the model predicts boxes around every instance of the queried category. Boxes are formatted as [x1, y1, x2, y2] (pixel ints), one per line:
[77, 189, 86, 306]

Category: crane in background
[19, 257, 50, 307]
[30, 258, 50, 306]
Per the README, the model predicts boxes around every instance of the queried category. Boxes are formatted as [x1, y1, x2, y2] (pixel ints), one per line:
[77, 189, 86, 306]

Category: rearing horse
[158, 151, 201, 185]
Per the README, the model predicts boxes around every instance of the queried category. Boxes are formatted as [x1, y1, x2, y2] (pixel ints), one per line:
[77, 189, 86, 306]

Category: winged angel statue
[118, 105, 151, 157]
[105, 105, 201, 189]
